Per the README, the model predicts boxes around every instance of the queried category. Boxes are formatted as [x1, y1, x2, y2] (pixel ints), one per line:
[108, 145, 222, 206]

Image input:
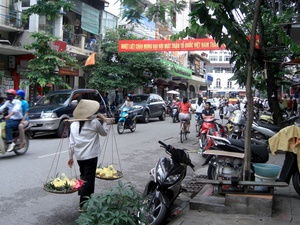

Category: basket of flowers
[43, 173, 84, 194]
[96, 165, 123, 180]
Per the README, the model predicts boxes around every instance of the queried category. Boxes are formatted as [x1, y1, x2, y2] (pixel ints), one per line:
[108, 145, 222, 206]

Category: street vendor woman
[67, 99, 113, 211]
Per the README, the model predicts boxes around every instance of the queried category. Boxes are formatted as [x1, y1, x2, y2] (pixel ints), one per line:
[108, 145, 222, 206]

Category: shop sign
[161, 59, 192, 80]
[49, 41, 67, 52]
[58, 67, 79, 76]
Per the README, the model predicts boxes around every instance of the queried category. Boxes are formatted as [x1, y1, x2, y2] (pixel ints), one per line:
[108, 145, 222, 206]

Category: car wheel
[159, 110, 166, 121]
[57, 121, 69, 138]
[143, 111, 150, 123]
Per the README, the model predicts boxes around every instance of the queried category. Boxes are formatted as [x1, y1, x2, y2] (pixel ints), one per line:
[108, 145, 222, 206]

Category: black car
[131, 94, 166, 123]
[28, 89, 106, 137]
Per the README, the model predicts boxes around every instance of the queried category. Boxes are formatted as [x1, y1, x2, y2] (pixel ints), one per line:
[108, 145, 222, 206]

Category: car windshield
[132, 95, 148, 103]
[36, 93, 70, 106]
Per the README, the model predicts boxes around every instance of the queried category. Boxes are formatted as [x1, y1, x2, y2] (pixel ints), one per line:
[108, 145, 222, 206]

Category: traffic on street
[0, 113, 205, 225]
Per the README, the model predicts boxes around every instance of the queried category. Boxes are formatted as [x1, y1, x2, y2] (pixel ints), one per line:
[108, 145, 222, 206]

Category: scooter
[203, 136, 269, 180]
[117, 106, 141, 134]
[170, 105, 179, 123]
[141, 141, 195, 225]
[251, 115, 299, 145]
[0, 117, 31, 155]
[204, 134, 300, 196]
[198, 117, 226, 153]
[226, 110, 246, 139]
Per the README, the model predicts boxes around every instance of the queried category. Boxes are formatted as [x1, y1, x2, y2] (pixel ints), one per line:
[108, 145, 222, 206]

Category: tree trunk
[243, 0, 262, 181]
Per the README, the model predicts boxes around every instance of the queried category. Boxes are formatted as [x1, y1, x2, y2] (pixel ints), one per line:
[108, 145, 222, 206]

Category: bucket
[254, 174, 276, 191]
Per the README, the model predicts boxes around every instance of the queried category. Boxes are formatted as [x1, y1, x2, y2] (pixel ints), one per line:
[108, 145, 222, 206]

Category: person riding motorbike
[0, 89, 23, 152]
[178, 97, 194, 133]
[202, 101, 215, 120]
[124, 94, 134, 128]
[17, 90, 29, 148]
[224, 100, 237, 118]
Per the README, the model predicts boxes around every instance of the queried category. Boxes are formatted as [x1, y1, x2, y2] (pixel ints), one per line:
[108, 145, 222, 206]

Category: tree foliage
[171, 0, 300, 123]
[23, 0, 73, 21]
[22, 32, 78, 88]
[119, 0, 187, 26]
[86, 28, 169, 91]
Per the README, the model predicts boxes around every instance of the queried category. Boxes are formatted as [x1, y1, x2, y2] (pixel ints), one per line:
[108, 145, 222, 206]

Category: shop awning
[168, 81, 180, 89]
[156, 79, 168, 87]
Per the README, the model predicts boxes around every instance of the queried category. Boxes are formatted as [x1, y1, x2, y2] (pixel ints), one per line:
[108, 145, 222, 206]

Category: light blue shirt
[0, 99, 23, 120]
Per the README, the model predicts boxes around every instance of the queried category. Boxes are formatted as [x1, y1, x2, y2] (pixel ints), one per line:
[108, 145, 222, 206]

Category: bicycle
[195, 114, 202, 133]
[180, 119, 189, 143]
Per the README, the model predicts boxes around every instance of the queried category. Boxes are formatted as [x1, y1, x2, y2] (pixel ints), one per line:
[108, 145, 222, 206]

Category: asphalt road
[0, 114, 203, 225]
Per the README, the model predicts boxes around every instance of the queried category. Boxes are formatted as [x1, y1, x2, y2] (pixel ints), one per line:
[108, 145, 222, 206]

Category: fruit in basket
[96, 164, 119, 178]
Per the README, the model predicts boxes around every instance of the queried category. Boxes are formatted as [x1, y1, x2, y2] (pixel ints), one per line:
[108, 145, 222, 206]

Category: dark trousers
[77, 157, 98, 207]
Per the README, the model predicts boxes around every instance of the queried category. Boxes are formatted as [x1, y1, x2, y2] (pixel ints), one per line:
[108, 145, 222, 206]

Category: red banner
[118, 38, 225, 52]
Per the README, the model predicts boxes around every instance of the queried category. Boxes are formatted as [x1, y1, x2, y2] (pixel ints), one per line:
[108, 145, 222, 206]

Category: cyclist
[178, 97, 194, 133]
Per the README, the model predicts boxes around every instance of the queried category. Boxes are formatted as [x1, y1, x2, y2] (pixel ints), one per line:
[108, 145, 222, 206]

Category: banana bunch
[96, 165, 119, 178]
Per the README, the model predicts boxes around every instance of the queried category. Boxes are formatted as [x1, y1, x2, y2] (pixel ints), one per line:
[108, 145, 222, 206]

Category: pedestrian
[17, 90, 29, 148]
[287, 96, 293, 111]
[103, 92, 109, 105]
[114, 89, 120, 106]
[195, 96, 204, 137]
[67, 99, 112, 211]
[293, 98, 298, 115]
[0, 89, 23, 152]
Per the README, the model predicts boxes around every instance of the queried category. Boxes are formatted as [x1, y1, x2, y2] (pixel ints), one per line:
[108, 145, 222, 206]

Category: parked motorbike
[0, 116, 31, 155]
[141, 141, 195, 225]
[251, 115, 299, 145]
[117, 106, 141, 134]
[170, 106, 179, 123]
[205, 133, 300, 196]
[226, 110, 246, 139]
[203, 136, 269, 180]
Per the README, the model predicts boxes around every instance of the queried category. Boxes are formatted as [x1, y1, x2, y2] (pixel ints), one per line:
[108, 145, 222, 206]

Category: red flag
[85, 53, 96, 66]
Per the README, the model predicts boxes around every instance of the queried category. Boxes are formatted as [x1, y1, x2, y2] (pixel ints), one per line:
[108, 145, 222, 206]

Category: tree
[22, 32, 78, 88]
[86, 28, 169, 91]
[20, 0, 77, 88]
[173, 0, 300, 125]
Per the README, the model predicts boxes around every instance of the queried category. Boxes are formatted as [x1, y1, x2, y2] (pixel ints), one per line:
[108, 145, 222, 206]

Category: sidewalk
[168, 151, 300, 225]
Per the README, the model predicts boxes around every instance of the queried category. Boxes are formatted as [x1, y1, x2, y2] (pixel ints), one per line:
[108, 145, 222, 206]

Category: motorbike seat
[256, 122, 281, 132]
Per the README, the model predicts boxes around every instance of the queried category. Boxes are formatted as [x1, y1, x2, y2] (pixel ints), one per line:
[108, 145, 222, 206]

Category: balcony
[0, 5, 23, 31]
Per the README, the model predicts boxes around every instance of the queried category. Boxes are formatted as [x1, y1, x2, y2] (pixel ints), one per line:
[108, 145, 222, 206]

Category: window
[209, 56, 217, 62]
[224, 56, 231, 61]
[227, 81, 232, 88]
[216, 78, 221, 88]
[219, 56, 223, 61]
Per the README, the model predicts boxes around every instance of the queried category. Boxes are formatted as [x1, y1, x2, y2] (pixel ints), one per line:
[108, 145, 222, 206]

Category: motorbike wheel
[199, 133, 207, 149]
[292, 171, 300, 196]
[141, 191, 168, 225]
[117, 122, 125, 134]
[130, 121, 136, 132]
[172, 116, 176, 123]
[207, 162, 217, 180]
[14, 134, 29, 155]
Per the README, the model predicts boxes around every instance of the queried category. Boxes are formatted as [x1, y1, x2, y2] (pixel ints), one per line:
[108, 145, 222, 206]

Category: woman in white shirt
[68, 99, 112, 211]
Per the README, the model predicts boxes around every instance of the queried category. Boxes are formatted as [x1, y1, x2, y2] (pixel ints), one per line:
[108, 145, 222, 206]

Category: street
[0, 115, 203, 225]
